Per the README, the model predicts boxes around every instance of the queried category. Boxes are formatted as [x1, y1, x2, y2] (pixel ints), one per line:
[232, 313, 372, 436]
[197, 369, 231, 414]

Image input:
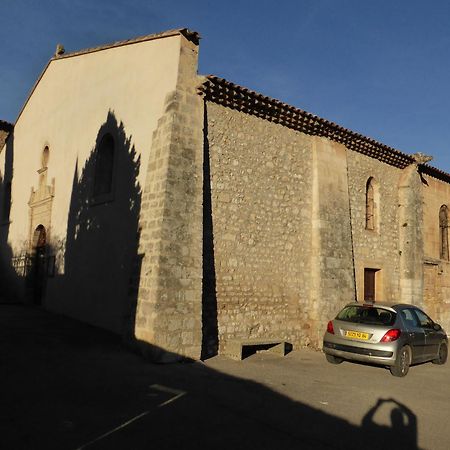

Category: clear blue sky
[2, 0, 450, 172]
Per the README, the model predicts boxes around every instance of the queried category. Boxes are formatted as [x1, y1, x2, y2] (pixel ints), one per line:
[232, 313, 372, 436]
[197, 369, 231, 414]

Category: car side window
[412, 309, 434, 329]
[401, 309, 420, 328]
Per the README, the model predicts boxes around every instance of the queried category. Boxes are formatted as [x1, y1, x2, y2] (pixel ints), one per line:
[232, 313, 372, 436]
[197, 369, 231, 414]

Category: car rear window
[336, 306, 396, 326]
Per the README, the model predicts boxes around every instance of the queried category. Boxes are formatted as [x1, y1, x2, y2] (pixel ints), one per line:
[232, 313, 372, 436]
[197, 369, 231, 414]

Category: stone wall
[422, 174, 450, 260]
[347, 151, 402, 302]
[398, 163, 425, 306]
[205, 102, 355, 350]
[134, 37, 204, 361]
[422, 174, 450, 332]
[310, 137, 355, 342]
[206, 102, 313, 350]
[205, 98, 448, 351]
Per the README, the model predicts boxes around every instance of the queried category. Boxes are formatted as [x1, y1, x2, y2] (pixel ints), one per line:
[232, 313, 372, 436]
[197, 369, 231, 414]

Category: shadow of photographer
[362, 398, 420, 449]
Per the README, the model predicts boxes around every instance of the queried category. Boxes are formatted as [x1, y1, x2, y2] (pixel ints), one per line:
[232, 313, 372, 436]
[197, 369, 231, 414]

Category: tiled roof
[53, 28, 199, 60]
[200, 75, 417, 169]
[200, 75, 450, 182]
[420, 164, 450, 184]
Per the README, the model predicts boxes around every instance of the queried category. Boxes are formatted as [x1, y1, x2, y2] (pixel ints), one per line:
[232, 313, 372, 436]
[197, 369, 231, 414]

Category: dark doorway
[364, 268, 378, 302]
[31, 225, 47, 305]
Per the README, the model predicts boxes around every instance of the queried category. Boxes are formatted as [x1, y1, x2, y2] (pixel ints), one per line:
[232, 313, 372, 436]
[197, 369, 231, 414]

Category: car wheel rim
[400, 349, 408, 373]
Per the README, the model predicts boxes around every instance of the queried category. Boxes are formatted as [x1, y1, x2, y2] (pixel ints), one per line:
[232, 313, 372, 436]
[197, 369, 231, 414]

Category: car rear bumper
[323, 340, 396, 366]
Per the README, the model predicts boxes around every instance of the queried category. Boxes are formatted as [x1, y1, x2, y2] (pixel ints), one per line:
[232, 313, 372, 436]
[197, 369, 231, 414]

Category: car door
[399, 308, 426, 362]
[412, 308, 441, 359]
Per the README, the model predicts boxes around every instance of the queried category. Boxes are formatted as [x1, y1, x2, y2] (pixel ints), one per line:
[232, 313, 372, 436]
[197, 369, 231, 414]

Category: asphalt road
[1, 305, 448, 450]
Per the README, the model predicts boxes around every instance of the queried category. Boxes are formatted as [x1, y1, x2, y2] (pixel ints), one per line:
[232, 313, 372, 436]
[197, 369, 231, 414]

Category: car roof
[343, 301, 421, 312]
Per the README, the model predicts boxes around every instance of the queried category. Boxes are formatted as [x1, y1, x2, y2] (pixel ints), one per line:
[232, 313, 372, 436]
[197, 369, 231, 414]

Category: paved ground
[1, 305, 449, 450]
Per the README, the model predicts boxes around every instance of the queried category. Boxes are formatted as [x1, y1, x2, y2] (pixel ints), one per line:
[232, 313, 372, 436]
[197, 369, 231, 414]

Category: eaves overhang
[199, 75, 417, 170]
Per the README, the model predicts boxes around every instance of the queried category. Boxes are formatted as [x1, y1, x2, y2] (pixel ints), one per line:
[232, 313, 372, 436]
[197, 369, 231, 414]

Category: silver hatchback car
[323, 302, 448, 377]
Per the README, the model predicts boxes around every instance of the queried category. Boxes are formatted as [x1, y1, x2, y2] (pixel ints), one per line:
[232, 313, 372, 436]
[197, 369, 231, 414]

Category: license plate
[345, 330, 369, 340]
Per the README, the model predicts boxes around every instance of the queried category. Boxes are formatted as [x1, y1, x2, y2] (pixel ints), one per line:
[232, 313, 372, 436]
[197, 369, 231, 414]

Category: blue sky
[2, 0, 450, 171]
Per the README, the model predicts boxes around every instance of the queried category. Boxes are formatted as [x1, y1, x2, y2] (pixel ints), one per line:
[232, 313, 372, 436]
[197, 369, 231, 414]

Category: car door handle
[409, 332, 415, 337]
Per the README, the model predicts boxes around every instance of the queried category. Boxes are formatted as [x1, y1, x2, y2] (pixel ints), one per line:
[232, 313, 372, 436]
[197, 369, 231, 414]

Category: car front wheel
[390, 346, 411, 377]
[432, 343, 448, 365]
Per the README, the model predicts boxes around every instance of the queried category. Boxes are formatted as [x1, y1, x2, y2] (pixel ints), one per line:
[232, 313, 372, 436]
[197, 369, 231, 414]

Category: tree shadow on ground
[0, 305, 422, 450]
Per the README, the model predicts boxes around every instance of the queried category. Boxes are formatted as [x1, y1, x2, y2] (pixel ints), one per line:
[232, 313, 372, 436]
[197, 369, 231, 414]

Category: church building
[1, 29, 450, 361]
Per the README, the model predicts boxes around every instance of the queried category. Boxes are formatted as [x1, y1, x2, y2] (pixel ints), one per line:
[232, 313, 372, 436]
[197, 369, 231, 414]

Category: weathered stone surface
[206, 103, 356, 350]
[422, 174, 450, 332]
[347, 152, 403, 303]
[4, 29, 450, 362]
[134, 36, 204, 361]
[204, 100, 447, 351]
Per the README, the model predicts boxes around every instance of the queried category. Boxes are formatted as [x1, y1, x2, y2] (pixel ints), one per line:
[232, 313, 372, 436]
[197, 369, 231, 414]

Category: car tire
[432, 343, 448, 365]
[390, 346, 411, 377]
[325, 354, 343, 364]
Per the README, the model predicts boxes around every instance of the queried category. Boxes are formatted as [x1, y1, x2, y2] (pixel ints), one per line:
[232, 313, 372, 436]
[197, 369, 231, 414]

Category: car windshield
[336, 305, 396, 326]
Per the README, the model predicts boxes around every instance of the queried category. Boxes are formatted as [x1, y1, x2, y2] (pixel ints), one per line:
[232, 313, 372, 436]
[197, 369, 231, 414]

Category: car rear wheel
[390, 346, 411, 377]
[432, 343, 448, 365]
[325, 354, 343, 364]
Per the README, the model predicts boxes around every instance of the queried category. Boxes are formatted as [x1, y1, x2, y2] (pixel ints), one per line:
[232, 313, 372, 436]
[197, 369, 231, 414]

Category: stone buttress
[398, 153, 430, 306]
[134, 34, 204, 361]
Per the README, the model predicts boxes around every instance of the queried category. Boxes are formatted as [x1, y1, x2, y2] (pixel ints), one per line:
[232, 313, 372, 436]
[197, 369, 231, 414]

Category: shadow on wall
[61, 110, 142, 335]
[0, 135, 18, 302]
[0, 134, 55, 305]
[201, 104, 219, 359]
[0, 305, 423, 450]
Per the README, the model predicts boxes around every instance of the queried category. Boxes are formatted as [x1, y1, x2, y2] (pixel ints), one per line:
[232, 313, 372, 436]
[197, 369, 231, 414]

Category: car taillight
[327, 321, 334, 334]
[380, 329, 401, 342]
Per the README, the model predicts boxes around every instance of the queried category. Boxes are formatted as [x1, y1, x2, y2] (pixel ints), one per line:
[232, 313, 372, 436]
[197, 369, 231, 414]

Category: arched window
[93, 134, 114, 197]
[439, 205, 449, 260]
[41, 146, 50, 167]
[38, 146, 50, 189]
[365, 177, 376, 230]
[2, 181, 11, 221]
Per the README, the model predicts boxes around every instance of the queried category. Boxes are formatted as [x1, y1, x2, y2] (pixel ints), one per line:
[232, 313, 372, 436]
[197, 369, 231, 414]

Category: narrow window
[93, 134, 114, 197]
[38, 146, 50, 188]
[2, 181, 11, 221]
[365, 177, 376, 230]
[41, 146, 50, 167]
[439, 205, 449, 260]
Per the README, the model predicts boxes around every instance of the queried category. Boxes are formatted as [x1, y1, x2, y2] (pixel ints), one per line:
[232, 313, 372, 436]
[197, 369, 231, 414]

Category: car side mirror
[433, 323, 442, 332]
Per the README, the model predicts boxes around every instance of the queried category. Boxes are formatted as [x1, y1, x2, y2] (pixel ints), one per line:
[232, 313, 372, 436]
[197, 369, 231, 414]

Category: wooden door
[364, 268, 377, 302]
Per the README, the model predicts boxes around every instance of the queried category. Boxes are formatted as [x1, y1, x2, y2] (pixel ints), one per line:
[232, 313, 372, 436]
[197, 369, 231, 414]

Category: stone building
[1, 28, 450, 360]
